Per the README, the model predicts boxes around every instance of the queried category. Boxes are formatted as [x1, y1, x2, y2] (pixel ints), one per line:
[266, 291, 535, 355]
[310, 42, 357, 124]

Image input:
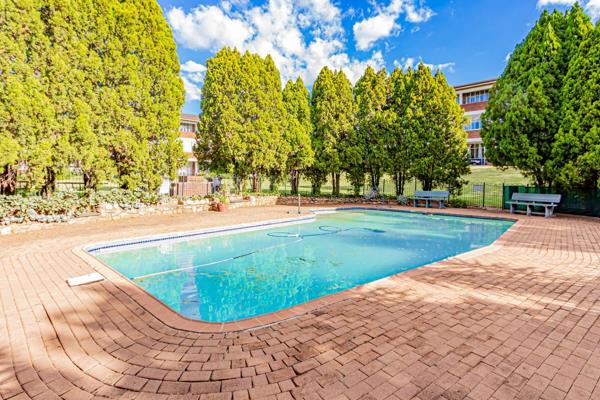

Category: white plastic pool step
[67, 272, 104, 287]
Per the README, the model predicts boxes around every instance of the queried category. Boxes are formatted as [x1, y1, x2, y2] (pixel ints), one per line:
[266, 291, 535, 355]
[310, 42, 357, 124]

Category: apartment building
[178, 113, 199, 176]
[454, 78, 496, 165]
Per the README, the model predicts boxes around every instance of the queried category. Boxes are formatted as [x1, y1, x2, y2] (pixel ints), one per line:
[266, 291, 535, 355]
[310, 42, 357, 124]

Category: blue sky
[157, 0, 600, 114]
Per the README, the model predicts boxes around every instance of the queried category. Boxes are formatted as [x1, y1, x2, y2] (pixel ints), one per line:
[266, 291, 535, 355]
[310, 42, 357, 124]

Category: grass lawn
[466, 166, 530, 185]
[242, 166, 531, 210]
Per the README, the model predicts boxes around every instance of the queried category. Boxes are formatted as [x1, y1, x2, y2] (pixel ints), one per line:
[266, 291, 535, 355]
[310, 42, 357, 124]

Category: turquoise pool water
[94, 209, 513, 322]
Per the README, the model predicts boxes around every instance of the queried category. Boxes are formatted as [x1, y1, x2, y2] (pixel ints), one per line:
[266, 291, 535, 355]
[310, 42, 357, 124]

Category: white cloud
[536, 0, 600, 19]
[394, 57, 455, 73]
[167, 6, 253, 51]
[536, 0, 577, 7]
[586, 0, 600, 18]
[168, 0, 388, 88]
[353, 13, 399, 51]
[182, 77, 203, 101]
[353, 0, 435, 50]
[180, 61, 206, 101]
[404, 2, 435, 22]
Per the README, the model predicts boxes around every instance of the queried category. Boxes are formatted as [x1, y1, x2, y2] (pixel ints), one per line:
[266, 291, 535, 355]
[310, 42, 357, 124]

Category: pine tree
[197, 49, 286, 192]
[282, 78, 314, 194]
[481, 7, 592, 187]
[0, 0, 55, 194]
[410, 64, 469, 191]
[387, 67, 416, 196]
[101, 0, 185, 191]
[0, 0, 185, 194]
[307, 67, 354, 195]
[552, 22, 600, 189]
[307, 67, 336, 194]
[197, 48, 244, 188]
[346, 67, 390, 194]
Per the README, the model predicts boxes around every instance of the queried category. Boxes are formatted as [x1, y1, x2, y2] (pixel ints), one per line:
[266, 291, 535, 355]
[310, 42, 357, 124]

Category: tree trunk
[311, 183, 320, 195]
[290, 171, 299, 195]
[370, 172, 380, 192]
[0, 164, 17, 195]
[251, 172, 260, 193]
[41, 167, 56, 198]
[422, 179, 433, 191]
[83, 171, 96, 190]
[394, 172, 406, 196]
[333, 173, 340, 196]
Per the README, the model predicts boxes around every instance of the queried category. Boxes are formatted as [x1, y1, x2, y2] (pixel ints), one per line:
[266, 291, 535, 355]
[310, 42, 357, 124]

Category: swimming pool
[92, 209, 513, 323]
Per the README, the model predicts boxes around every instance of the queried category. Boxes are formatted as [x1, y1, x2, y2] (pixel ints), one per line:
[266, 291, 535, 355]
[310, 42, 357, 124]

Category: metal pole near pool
[297, 192, 301, 214]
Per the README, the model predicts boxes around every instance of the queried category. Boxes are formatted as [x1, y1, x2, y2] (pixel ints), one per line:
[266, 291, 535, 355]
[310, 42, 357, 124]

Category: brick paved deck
[1, 205, 600, 400]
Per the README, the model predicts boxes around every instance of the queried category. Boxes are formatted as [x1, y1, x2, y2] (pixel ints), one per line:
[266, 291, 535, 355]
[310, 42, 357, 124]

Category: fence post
[502, 183, 505, 209]
[382, 179, 385, 195]
[482, 182, 486, 209]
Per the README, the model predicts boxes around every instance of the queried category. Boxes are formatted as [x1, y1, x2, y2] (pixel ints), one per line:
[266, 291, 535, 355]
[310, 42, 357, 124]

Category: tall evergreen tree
[101, 0, 185, 191]
[0, 0, 185, 194]
[481, 6, 592, 187]
[552, 22, 600, 189]
[387, 67, 417, 196]
[307, 67, 335, 195]
[0, 0, 55, 194]
[197, 49, 286, 192]
[307, 67, 354, 195]
[411, 64, 469, 191]
[282, 78, 314, 194]
[197, 48, 243, 187]
[333, 70, 355, 195]
[346, 67, 390, 194]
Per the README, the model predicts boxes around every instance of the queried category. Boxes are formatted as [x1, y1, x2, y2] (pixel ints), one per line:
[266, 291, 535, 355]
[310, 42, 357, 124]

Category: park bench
[507, 192, 561, 218]
[413, 191, 449, 208]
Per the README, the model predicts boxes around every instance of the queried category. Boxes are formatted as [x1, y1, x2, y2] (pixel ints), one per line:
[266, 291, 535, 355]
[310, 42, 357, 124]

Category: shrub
[0, 189, 167, 223]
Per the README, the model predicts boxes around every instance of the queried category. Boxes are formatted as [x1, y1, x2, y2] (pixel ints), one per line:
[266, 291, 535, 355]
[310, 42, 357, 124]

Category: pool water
[94, 209, 513, 322]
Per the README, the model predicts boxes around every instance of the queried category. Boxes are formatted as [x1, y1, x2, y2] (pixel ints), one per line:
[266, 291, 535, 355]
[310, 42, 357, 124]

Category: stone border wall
[1, 196, 278, 236]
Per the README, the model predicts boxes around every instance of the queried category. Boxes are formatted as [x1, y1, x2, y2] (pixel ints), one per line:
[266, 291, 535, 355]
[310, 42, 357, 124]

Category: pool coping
[73, 206, 520, 333]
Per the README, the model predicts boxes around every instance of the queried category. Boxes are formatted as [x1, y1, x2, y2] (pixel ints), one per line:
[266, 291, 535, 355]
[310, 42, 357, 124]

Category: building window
[465, 90, 489, 104]
[465, 119, 482, 131]
[179, 122, 195, 133]
[468, 143, 486, 164]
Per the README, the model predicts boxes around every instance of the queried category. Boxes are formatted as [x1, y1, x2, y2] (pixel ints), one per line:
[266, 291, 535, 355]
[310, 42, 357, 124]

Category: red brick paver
[1, 205, 600, 400]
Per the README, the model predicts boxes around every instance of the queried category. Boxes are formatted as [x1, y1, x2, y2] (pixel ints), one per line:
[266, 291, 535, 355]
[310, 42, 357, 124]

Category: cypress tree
[197, 48, 244, 188]
[387, 67, 416, 196]
[0, 0, 185, 194]
[411, 64, 469, 191]
[282, 78, 314, 195]
[552, 23, 600, 189]
[482, 6, 592, 187]
[197, 49, 286, 192]
[347, 67, 390, 194]
[333, 70, 355, 196]
[308, 67, 354, 196]
[0, 0, 55, 194]
[307, 67, 336, 195]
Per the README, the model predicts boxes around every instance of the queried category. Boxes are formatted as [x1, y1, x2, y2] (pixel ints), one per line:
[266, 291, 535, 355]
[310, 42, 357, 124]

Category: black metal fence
[15, 181, 117, 195]
[264, 178, 505, 209]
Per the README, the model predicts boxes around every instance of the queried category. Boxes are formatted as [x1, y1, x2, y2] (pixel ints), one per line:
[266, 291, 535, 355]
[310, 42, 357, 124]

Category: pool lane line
[132, 225, 386, 281]
[132, 237, 304, 281]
